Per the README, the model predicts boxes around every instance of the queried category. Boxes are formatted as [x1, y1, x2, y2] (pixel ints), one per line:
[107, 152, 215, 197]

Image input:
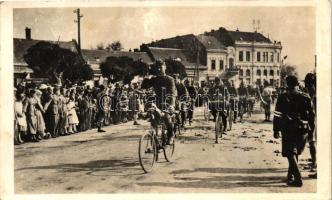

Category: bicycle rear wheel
[163, 128, 175, 162]
[215, 112, 224, 143]
[138, 131, 157, 173]
[204, 106, 210, 121]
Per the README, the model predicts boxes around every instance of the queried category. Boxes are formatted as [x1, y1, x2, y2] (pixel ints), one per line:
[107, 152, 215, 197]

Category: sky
[13, 6, 315, 79]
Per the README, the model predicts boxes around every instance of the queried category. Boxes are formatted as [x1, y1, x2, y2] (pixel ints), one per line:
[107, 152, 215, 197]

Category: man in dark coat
[96, 85, 107, 132]
[273, 75, 315, 187]
[304, 73, 317, 178]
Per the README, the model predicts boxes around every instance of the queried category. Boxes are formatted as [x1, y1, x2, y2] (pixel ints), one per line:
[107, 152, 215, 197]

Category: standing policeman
[273, 75, 315, 187]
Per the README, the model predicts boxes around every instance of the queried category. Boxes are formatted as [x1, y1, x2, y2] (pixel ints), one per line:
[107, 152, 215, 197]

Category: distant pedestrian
[304, 73, 317, 178]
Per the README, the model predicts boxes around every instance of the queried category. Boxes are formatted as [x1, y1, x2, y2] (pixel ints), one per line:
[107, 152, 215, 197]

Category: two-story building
[141, 27, 282, 87]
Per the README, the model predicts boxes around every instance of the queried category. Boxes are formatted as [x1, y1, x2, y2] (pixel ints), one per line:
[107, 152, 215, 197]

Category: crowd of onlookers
[14, 81, 146, 145]
[14, 78, 282, 145]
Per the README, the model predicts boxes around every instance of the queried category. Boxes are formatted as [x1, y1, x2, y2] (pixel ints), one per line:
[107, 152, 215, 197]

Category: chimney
[25, 27, 31, 40]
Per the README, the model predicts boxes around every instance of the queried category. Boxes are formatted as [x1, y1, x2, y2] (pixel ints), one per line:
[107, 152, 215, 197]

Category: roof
[13, 38, 79, 65]
[196, 34, 226, 50]
[228, 30, 272, 43]
[146, 47, 206, 69]
[81, 49, 153, 66]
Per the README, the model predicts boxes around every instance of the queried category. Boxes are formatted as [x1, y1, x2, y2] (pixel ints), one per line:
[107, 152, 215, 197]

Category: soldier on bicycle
[237, 81, 249, 121]
[273, 75, 315, 187]
[209, 77, 229, 133]
[174, 73, 189, 128]
[184, 79, 197, 125]
[143, 60, 178, 145]
[227, 80, 239, 124]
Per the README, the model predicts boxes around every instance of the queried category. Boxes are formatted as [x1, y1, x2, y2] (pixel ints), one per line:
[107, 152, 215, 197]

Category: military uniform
[208, 83, 229, 132]
[273, 91, 315, 157]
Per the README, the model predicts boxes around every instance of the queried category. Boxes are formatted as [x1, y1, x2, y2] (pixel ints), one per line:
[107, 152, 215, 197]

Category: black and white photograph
[0, 1, 331, 199]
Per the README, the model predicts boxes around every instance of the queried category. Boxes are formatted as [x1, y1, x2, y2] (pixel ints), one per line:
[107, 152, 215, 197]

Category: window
[270, 69, 274, 76]
[211, 60, 216, 70]
[257, 69, 261, 76]
[277, 53, 280, 62]
[277, 70, 280, 75]
[270, 53, 274, 62]
[229, 58, 234, 68]
[263, 52, 269, 62]
[264, 69, 267, 76]
[246, 51, 250, 62]
[239, 69, 243, 76]
[257, 52, 261, 62]
[220, 60, 224, 70]
[246, 69, 250, 76]
[239, 51, 243, 61]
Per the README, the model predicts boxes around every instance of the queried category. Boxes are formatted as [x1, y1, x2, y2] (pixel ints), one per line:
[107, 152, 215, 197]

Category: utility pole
[74, 8, 83, 52]
[252, 19, 260, 85]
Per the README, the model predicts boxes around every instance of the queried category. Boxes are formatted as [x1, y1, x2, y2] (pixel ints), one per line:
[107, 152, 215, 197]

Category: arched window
[264, 69, 268, 76]
[239, 69, 243, 76]
[257, 69, 261, 76]
[246, 69, 250, 76]
[270, 69, 274, 76]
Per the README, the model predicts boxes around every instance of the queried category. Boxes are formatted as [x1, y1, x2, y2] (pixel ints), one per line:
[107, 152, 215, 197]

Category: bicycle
[138, 110, 175, 173]
[211, 99, 228, 143]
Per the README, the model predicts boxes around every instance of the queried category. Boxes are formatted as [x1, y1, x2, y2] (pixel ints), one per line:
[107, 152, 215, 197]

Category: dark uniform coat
[273, 91, 315, 157]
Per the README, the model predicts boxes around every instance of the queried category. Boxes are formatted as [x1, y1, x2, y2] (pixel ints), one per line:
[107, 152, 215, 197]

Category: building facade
[141, 27, 282, 87]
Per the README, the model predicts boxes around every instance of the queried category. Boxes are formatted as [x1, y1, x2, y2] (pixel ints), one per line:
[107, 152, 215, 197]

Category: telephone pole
[74, 8, 83, 51]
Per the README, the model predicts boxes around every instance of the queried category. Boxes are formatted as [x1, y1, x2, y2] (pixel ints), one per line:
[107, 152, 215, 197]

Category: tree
[24, 41, 93, 84]
[96, 43, 105, 50]
[132, 60, 149, 77]
[100, 56, 149, 84]
[280, 64, 298, 86]
[149, 59, 187, 78]
[107, 41, 123, 51]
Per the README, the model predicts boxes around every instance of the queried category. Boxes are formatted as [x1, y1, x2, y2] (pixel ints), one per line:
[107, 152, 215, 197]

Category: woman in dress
[23, 89, 39, 142]
[14, 90, 27, 144]
[35, 89, 48, 140]
[67, 95, 79, 133]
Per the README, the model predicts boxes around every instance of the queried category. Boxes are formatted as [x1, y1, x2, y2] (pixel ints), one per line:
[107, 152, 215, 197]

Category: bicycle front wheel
[138, 132, 157, 173]
[228, 110, 233, 131]
[215, 112, 223, 143]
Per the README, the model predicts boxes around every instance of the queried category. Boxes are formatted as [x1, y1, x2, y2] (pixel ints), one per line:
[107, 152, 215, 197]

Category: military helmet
[286, 74, 299, 88]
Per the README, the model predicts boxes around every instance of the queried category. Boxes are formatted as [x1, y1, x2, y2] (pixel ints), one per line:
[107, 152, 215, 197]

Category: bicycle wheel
[138, 131, 157, 173]
[228, 110, 233, 131]
[215, 112, 223, 143]
[163, 127, 175, 162]
[204, 106, 210, 121]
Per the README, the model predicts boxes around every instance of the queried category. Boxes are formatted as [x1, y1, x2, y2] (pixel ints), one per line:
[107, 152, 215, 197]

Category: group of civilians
[14, 82, 144, 144]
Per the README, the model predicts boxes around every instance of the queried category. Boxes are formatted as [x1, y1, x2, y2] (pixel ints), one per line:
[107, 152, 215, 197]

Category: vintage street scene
[12, 6, 317, 193]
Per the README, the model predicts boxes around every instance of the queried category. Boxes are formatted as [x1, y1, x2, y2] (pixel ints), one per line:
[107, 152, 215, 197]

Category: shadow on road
[17, 157, 144, 177]
[137, 167, 289, 190]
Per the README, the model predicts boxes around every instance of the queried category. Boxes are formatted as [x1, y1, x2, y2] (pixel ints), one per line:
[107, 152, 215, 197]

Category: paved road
[15, 106, 316, 193]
